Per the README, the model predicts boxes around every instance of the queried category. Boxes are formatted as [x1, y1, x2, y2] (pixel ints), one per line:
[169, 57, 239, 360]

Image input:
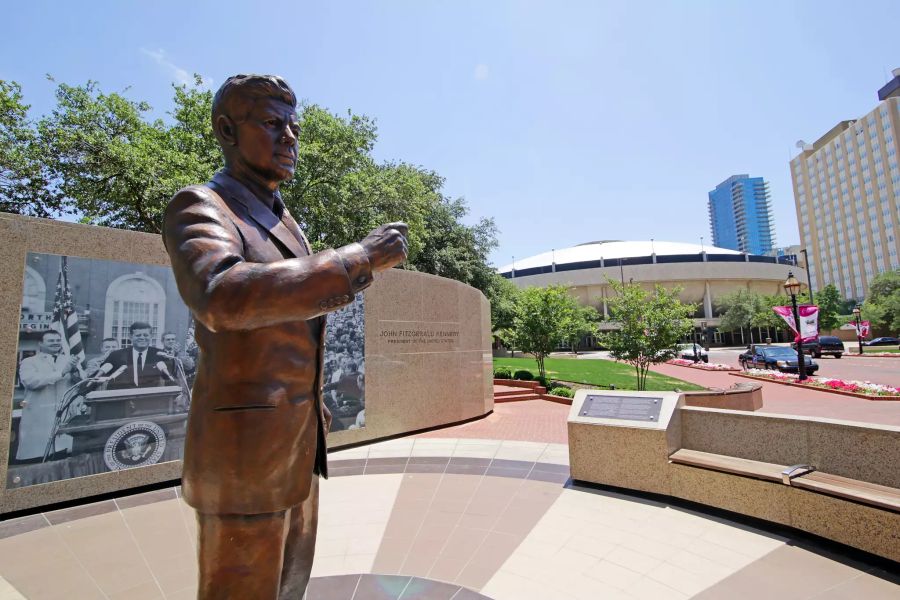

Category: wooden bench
[669, 448, 900, 513]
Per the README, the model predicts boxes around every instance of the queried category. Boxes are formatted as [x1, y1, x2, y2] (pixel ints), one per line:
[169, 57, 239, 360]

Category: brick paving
[416, 396, 570, 443]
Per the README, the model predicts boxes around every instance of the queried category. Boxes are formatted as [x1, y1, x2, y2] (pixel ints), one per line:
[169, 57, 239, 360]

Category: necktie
[135, 351, 144, 386]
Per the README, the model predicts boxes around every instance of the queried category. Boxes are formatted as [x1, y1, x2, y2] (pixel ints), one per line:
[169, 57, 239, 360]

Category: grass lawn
[494, 357, 706, 392]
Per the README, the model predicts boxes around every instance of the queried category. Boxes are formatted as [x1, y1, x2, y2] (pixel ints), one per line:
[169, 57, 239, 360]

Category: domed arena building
[498, 240, 808, 347]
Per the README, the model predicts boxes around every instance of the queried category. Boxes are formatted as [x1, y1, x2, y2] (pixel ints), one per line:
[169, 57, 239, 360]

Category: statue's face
[233, 97, 299, 183]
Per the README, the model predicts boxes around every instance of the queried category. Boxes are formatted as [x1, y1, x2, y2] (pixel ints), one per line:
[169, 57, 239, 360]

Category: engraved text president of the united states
[163, 74, 407, 599]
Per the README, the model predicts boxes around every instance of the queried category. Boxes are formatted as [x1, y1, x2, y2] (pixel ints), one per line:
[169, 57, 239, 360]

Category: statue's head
[212, 74, 299, 184]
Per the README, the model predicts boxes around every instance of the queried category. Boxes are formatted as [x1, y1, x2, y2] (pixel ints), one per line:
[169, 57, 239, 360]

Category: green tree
[35, 77, 219, 232]
[717, 289, 764, 343]
[487, 275, 520, 335]
[281, 106, 422, 252]
[862, 269, 900, 334]
[600, 281, 694, 391]
[282, 106, 502, 296]
[561, 304, 599, 355]
[510, 285, 585, 379]
[815, 284, 844, 332]
[412, 195, 499, 293]
[3, 78, 504, 301]
[751, 293, 791, 335]
[0, 80, 61, 216]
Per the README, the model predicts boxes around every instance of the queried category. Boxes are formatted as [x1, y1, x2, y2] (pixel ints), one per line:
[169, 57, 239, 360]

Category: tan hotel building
[790, 70, 900, 299]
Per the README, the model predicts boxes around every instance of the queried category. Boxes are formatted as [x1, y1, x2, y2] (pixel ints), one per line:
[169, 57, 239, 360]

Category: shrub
[535, 375, 550, 389]
[549, 386, 574, 398]
[513, 369, 534, 381]
[493, 367, 512, 379]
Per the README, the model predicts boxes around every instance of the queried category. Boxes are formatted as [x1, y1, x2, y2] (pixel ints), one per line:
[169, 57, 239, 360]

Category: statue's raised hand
[361, 222, 408, 272]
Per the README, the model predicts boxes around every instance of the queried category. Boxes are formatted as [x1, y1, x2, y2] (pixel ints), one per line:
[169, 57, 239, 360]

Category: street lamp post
[783, 272, 808, 382]
[853, 305, 864, 355]
[799, 248, 813, 304]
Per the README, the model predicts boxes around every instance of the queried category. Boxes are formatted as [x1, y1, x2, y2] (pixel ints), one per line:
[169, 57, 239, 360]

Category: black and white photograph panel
[323, 292, 366, 432]
[8, 252, 195, 488]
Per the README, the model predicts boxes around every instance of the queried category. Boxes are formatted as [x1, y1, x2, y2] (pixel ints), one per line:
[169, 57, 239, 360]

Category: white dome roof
[498, 240, 742, 273]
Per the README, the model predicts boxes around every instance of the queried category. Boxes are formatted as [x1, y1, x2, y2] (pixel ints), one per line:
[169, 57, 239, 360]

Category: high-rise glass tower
[708, 174, 776, 255]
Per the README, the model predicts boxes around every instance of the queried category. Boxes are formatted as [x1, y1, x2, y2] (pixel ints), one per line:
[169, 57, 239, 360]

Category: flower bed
[733, 369, 900, 400]
[666, 358, 740, 372]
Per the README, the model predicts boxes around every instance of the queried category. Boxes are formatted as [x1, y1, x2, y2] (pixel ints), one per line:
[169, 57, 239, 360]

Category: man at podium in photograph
[98, 322, 174, 389]
[163, 74, 407, 599]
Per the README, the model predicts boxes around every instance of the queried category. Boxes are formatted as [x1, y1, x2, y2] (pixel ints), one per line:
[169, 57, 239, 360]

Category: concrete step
[495, 392, 542, 403]
[495, 388, 530, 397]
[494, 379, 540, 389]
[495, 386, 547, 397]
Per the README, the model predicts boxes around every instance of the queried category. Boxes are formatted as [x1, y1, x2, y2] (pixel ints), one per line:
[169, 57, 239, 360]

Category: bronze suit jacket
[163, 171, 372, 515]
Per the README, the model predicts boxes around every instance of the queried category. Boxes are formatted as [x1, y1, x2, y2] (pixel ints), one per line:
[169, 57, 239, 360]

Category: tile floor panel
[1, 436, 897, 599]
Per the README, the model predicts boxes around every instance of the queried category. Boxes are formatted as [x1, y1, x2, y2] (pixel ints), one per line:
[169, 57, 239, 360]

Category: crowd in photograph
[323, 294, 366, 431]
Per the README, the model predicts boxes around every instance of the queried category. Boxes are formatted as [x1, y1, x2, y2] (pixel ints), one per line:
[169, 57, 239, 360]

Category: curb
[664, 361, 741, 373]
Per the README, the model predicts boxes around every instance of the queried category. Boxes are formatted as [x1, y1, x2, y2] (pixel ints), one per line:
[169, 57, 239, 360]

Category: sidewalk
[649, 362, 900, 426]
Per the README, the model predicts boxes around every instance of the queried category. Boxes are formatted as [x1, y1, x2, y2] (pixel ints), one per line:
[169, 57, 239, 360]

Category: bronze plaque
[580, 394, 663, 422]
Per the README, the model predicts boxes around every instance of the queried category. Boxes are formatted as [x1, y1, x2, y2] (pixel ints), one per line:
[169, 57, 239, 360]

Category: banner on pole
[772, 305, 819, 342]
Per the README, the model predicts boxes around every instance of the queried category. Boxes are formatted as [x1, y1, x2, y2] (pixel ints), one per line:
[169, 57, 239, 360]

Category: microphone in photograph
[156, 361, 174, 381]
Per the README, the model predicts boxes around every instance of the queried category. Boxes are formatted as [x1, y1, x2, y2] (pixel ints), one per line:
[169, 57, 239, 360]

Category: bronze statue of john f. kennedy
[163, 74, 407, 599]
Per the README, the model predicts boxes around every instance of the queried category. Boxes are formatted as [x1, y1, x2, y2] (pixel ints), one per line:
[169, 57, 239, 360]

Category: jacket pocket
[212, 382, 287, 411]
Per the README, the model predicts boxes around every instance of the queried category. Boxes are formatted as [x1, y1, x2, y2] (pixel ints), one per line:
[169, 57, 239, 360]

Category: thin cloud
[474, 64, 490, 81]
[141, 48, 213, 88]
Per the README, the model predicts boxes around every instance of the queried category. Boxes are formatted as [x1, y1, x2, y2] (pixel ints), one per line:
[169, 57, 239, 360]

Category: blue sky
[2, 1, 898, 267]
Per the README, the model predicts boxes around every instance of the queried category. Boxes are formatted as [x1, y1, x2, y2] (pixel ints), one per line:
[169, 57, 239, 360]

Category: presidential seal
[103, 421, 167, 471]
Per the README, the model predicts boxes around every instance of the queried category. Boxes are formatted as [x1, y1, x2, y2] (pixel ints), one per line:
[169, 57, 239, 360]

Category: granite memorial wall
[0, 213, 493, 513]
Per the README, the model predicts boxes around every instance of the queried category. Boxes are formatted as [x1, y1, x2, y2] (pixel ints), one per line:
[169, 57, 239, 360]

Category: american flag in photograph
[51, 256, 85, 371]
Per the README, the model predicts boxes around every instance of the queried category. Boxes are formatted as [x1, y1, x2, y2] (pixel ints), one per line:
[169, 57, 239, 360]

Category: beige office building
[790, 71, 900, 299]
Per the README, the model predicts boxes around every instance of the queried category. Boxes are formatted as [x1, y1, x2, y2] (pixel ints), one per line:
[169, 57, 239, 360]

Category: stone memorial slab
[580, 394, 663, 422]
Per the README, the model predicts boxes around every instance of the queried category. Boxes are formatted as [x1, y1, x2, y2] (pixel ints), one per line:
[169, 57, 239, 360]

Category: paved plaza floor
[1, 424, 897, 599]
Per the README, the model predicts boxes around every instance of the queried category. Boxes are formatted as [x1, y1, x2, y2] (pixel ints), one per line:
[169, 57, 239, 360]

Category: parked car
[863, 337, 899, 347]
[739, 344, 819, 374]
[676, 343, 708, 363]
[797, 336, 844, 358]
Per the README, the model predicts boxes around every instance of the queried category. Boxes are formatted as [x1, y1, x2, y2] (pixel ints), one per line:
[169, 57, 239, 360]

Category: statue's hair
[211, 74, 296, 125]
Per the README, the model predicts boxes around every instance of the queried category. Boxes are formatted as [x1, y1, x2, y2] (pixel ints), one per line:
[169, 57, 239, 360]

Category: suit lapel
[210, 172, 306, 258]
[280, 210, 313, 257]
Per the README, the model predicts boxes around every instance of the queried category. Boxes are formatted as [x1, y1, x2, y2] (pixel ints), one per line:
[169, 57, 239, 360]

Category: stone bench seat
[669, 448, 900, 513]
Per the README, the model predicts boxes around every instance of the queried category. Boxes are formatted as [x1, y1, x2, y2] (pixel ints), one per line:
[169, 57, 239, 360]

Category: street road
[707, 347, 900, 388]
